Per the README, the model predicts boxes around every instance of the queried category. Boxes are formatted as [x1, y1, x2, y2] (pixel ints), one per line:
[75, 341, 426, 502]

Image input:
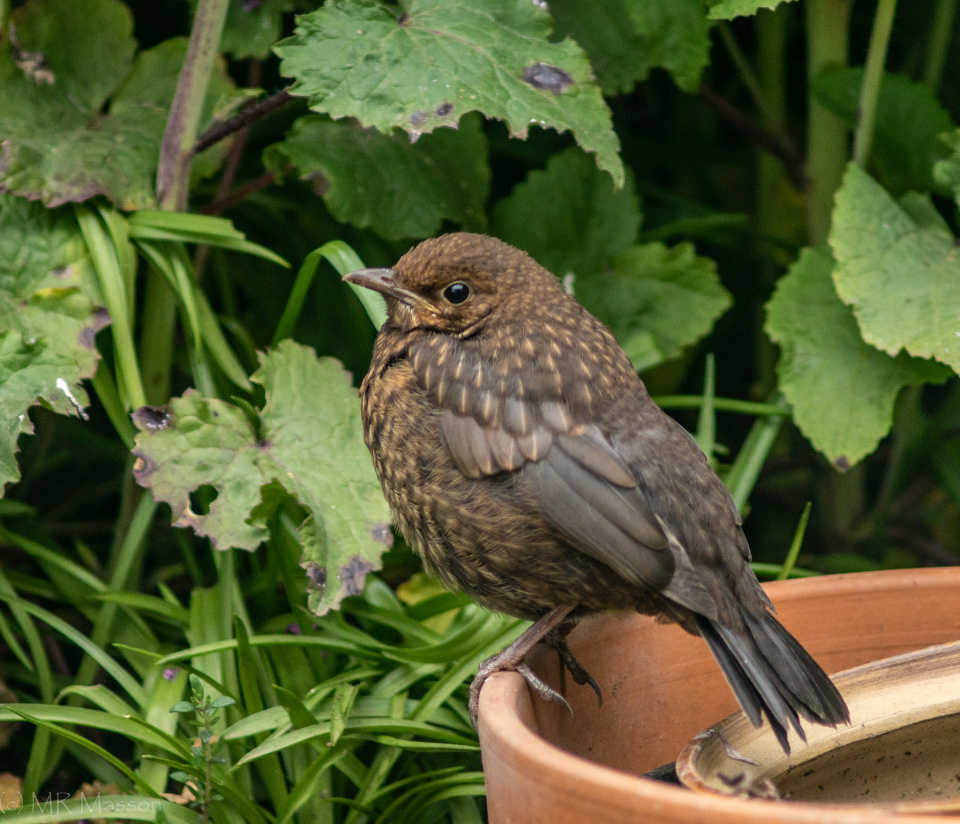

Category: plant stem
[717, 22, 769, 123]
[754, 5, 788, 397]
[724, 394, 790, 513]
[193, 88, 292, 155]
[139, 268, 178, 405]
[147, 0, 230, 406]
[804, 0, 852, 244]
[852, 0, 899, 168]
[157, 0, 230, 211]
[695, 354, 716, 460]
[924, 0, 958, 90]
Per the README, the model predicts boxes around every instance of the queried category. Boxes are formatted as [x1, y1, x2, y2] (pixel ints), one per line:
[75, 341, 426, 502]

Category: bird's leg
[545, 622, 603, 708]
[469, 604, 575, 727]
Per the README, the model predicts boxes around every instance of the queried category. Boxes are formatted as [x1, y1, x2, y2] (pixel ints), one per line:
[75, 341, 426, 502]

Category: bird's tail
[694, 609, 849, 753]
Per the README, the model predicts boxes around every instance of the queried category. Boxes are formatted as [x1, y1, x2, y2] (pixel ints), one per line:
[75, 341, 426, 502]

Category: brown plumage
[346, 233, 848, 752]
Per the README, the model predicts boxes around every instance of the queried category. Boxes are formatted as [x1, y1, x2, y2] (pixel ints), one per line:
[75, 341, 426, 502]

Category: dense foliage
[1, 0, 959, 820]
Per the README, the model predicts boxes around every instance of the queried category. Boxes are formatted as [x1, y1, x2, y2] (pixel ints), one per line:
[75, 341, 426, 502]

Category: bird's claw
[548, 634, 603, 708]
[469, 655, 572, 729]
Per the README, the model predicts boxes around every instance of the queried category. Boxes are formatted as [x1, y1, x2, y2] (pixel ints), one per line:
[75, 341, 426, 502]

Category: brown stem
[193, 88, 294, 155]
[697, 84, 805, 189]
[194, 60, 263, 280]
[200, 169, 279, 215]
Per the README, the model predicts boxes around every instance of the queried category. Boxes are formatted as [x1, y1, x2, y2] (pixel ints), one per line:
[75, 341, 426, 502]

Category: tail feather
[694, 610, 849, 754]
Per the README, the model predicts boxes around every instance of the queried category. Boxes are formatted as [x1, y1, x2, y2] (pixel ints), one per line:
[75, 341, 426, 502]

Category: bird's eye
[442, 282, 471, 305]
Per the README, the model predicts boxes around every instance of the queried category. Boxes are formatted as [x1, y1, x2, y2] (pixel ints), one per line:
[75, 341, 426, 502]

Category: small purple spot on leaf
[435, 103, 453, 117]
[304, 563, 327, 589]
[370, 523, 392, 547]
[132, 405, 171, 431]
[132, 451, 158, 485]
[522, 63, 574, 95]
[338, 557, 375, 597]
[410, 110, 429, 128]
[306, 171, 330, 196]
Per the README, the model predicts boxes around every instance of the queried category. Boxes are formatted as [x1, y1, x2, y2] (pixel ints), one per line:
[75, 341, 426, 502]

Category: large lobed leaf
[493, 147, 728, 370]
[550, 0, 711, 95]
[577, 243, 732, 372]
[0, 0, 234, 209]
[766, 246, 949, 469]
[266, 113, 489, 239]
[0, 194, 103, 491]
[132, 341, 392, 615]
[831, 163, 960, 373]
[274, 0, 623, 185]
[493, 147, 640, 277]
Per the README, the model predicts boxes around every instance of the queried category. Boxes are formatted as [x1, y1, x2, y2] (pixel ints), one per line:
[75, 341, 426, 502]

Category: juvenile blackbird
[346, 233, 848, 752]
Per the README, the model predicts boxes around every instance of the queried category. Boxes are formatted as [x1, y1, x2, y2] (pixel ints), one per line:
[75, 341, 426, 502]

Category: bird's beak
[344, 268, 416, 305]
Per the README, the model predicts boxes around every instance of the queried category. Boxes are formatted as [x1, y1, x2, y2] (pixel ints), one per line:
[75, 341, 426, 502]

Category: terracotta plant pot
[678, 639, 960, 812]
[477, 567, 960, 824]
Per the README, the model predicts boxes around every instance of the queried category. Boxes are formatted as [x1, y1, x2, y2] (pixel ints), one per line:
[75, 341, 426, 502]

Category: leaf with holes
[273, 0, 623, 185]
[132, 341, 391, 614]
[0, 0, 234, 209]
[266, 113, 489, 239]
[766, 246, 949, 469]
[0, 194, 104, 492]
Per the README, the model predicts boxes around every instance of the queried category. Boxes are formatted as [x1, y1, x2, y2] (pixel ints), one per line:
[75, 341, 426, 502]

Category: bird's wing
[412, 334, 717, 613]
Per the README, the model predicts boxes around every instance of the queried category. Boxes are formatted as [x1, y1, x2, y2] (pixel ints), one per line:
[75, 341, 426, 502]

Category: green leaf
[189, 0, 292, 60]
[169, 701, 195, 714]
[274, 0, 623, 185]
[812, 68, 953, 195]
[933, 128, 960, 207]
[329, 682, 361, 746]
[133, 341, 392, 614]
[553, 0, 710, 94]
[622, 0, 712, 92]
[0, 195, 103, 491]
[707, 0, 797, 19]
[492, 147, 640, 278]
[0, 797, 196, 824]
[0, 0, 233, 209]
[266, 113, 490, 240]
[765, 246, 948, 468]
[831, 164, 960, 373]
[576, 242, 732, 371]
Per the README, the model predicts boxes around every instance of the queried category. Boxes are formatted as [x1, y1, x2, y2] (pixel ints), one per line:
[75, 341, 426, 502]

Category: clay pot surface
[678, 639, 960, 812]
[478, 567, 960, 824]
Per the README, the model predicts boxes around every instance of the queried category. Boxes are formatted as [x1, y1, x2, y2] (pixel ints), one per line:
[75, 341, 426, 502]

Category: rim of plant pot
[676, 639, 960, 813]
[478, 567, 960, 824]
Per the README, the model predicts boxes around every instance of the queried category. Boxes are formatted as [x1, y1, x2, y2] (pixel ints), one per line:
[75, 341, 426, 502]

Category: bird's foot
[546, 631, 603, 708]
[468, 605, 574, 729]
[469, 655, 573, 727]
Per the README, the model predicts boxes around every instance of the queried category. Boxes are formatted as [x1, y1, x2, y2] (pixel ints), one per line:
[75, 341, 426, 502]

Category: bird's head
[344, 233, 561, 336]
